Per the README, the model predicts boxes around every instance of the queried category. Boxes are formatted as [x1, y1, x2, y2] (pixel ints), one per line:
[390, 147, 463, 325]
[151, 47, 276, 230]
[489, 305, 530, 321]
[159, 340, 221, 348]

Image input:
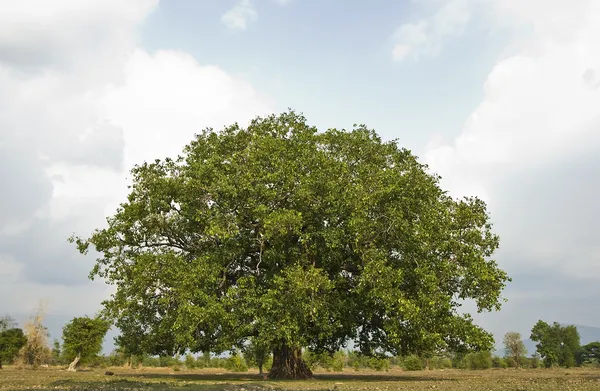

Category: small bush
[492, 356, 508, 368]
[465, 351, 492, 370]
[185, 354, 196, 369]
[430, 356, 452, 369]
[225, 353, 248, 372]
[369, 357, 390, 371]
[403, 355, 423, 371]
[332, 351, 345, 371]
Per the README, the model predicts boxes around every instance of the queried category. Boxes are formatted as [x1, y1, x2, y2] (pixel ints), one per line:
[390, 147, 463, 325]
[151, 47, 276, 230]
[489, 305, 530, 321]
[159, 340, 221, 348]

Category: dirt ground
[1, 366, 600, 391]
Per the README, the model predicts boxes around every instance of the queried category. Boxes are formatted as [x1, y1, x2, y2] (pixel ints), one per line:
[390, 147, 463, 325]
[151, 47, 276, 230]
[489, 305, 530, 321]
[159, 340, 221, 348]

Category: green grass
[1, 366, 600, 391]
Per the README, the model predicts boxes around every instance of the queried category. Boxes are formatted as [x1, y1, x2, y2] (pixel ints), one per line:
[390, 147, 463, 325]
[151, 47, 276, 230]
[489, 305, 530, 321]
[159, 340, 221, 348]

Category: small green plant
[185, 353, 196, 369]
[332, 351, 345, 371]
[225, 353, 248, 372]
[403, 355, 423, 371]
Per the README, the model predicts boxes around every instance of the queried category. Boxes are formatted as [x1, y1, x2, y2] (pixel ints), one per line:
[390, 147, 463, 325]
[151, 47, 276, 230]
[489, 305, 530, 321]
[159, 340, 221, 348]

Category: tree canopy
[62, 316, 110, 371]
[531, 321, 580, 368]
[0, 328, 26, 369]
[72, 111, 510, 379]
[576, 342, 600, 366]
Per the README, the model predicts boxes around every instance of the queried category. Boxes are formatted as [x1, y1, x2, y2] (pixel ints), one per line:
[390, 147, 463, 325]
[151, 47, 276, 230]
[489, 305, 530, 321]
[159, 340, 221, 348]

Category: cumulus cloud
[0, 0, 272, 342]
[423, 0, 600, 339]
[391, 0, 471, 61]
[221, 0, 258, 31]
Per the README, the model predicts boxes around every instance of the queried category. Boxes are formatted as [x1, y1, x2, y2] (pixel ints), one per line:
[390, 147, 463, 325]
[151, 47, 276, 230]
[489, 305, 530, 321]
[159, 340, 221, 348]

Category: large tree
[71, 111, 510, 379]
[530, 321, 580, 368]
[62, 316, 110, 371]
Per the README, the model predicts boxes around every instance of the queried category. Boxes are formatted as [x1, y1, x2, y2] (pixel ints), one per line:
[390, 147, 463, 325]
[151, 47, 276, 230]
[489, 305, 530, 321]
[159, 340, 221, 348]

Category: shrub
[185, 353, 196, 369]
[430, 356, 452, 369]
[225, 353, 248, 372]
[403, 355, 423, 371]
[332, 351, 345, 371]
[369, 357, 390, 371]
[492, 356, 508, 368]
[465, 351, 492, 370]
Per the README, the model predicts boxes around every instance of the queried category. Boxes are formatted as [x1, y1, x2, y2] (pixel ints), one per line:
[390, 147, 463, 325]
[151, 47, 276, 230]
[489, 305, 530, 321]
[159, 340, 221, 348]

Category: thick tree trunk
[0, 359, 3, 369]
[67, 354, 81, 372]
[268, 345, 313, 380]
[258, 362, 263, 375]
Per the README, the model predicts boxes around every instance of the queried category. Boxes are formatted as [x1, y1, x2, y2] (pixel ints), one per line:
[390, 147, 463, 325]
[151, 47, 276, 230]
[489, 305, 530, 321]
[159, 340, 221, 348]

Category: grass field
[1, 366, 600, 391]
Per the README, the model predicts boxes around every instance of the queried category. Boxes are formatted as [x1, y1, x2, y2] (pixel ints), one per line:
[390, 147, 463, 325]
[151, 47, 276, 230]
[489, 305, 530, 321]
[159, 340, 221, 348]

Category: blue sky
[1, 0, 600, 355]
[141, 0, 508, 156]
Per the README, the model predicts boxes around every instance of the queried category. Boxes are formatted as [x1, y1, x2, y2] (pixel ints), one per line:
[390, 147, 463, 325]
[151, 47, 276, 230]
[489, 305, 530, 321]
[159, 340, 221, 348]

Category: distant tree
[576, 342, 600, 366]
[62, 316, 110, 371]
[17, 304, 51, 368]
[0, 315, 17, 332]
[530, 321, 580, 368]
[71, 110, 511, 379]
[0, 328, 27, 369]
[560, 325, 580, 368]
[503, 332, 527, 367]
[51, 339, 62, 365]
[242, 337, 271, 375]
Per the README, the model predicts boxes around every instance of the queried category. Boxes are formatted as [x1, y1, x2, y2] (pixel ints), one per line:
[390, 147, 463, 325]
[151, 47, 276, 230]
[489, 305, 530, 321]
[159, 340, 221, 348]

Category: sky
[1, 0, 599, 354]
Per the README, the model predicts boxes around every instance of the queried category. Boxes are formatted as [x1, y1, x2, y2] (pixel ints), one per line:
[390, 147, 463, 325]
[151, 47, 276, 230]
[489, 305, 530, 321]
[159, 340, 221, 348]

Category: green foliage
[225, 353, 248, 372]
[72, 111, 510, 376]
[184, 353, 197, 369]
[51, 339, 63, 365]
[530, 321, 580, 368]
[242, 338, 270, 373]
[332, 351, 346, 371]
[304, 350, 334, 370]
[464, 351, 492, 370]
[576, 342, 600, 366]
[62, 316, 110, 366]
[429, 355, 452, 369]
[0, 328, 27, 367]
[492, 356, 508, 368]
[402, 355, 423, 371]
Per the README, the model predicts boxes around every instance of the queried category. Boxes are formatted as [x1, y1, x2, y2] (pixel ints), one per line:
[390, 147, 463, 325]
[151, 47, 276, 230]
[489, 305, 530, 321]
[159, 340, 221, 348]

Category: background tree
[0, 327, 26, 369]
[503, 332, 527, 368]
[242, 337, 271, 375]
[17, 304, 51, 368]
[576, 342, 600, 366]
[530, 321, 580, 368]
[559, 325, 580, 368]
[51, 339, 62, 365]
[62, 316, 110, 371]
[0, 315, 17, 331]
[72, 111, 510, 379]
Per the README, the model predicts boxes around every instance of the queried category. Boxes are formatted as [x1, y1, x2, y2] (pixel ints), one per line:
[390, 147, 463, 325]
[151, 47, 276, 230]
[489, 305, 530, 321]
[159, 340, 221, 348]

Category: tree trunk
[258, 362, 263, 375]
[67, 354, 81, 372]
[268, 345, 313, 380]
[0, 358, 3, 369]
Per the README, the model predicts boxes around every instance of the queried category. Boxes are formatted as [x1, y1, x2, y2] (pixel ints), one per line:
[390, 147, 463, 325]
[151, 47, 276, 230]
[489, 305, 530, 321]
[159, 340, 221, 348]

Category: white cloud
[424, 0, 600, 279]
[0, 0, 272, 335]
[391, 0, 471, 62]
[221, 0, 258, 31]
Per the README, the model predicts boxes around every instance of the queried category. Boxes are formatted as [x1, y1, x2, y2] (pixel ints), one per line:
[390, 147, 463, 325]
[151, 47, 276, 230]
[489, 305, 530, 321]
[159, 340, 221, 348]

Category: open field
[2, 367, 600, 391]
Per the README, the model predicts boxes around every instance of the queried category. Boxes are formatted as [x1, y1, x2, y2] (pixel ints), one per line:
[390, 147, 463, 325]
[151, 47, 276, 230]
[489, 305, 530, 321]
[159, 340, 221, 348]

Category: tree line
[2, 306, 600, 372]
